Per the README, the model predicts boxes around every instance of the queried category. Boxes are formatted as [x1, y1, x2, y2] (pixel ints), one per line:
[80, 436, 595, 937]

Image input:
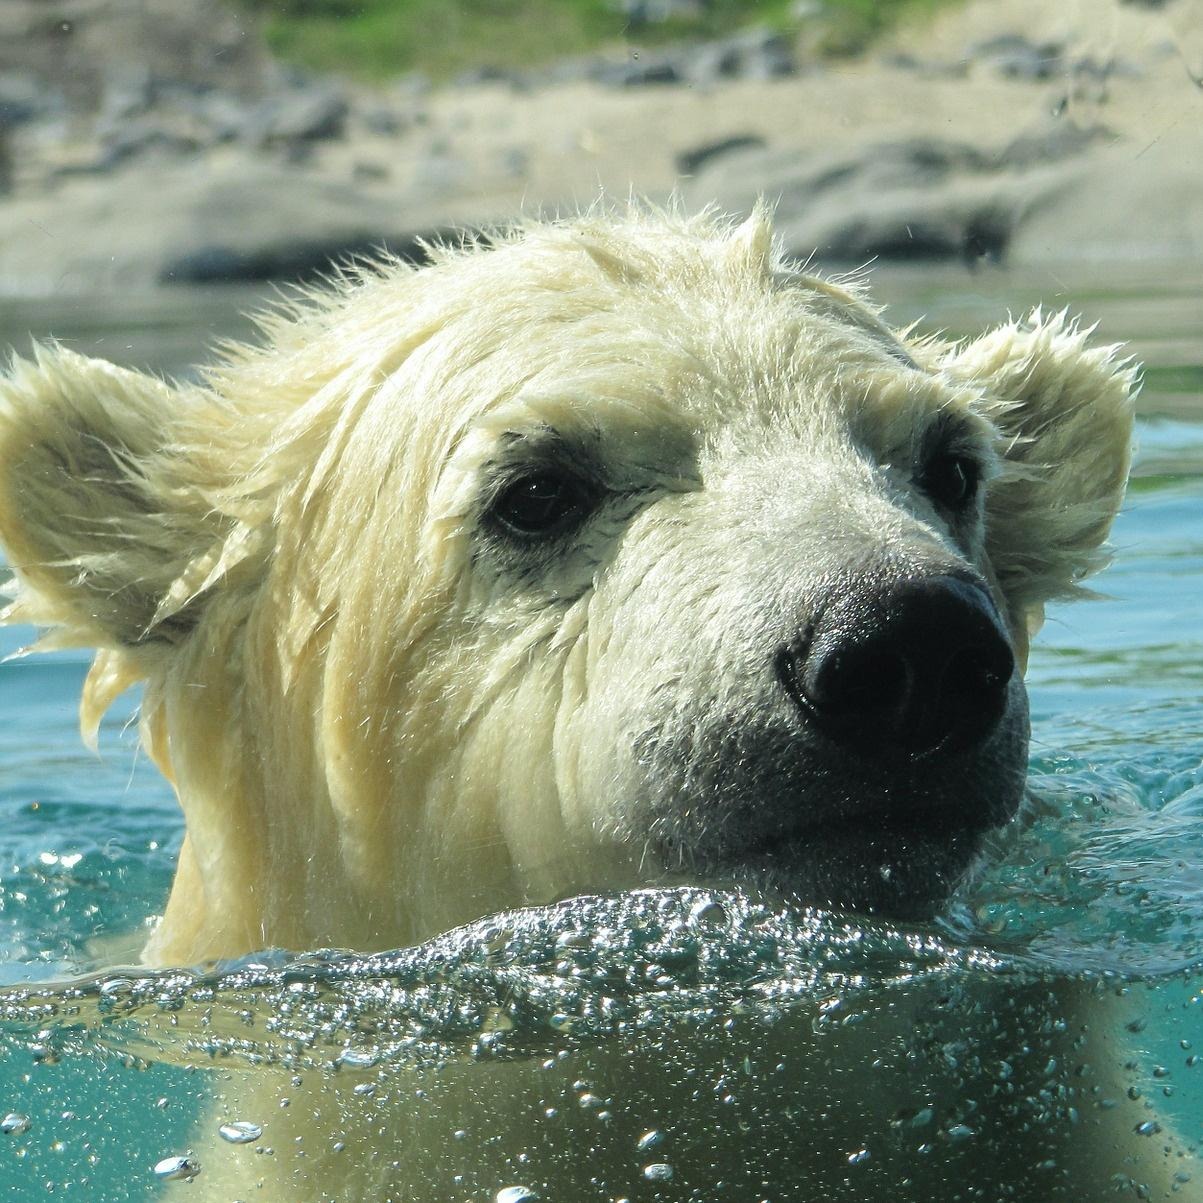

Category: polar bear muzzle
[776, 572, 1015, 758]
[731, 566, 1028, 917]
[630, 559, 1031, 922]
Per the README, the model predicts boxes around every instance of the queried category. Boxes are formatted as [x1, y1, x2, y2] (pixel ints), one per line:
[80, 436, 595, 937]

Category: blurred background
[0, 0, 1200, 326]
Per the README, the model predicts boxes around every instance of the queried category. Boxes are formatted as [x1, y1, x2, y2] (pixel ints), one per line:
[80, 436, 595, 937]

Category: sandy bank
[0, 0, 1199, 294]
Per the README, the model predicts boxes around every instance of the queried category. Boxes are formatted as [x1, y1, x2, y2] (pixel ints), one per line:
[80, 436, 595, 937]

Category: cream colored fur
[0, 207, 1136, 967]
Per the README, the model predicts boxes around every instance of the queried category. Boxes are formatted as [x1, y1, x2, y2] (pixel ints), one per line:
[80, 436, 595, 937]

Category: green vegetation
[811, 0, 960, 57]
[235, 0, 962, 81]
[1141, 364, 1203, 397]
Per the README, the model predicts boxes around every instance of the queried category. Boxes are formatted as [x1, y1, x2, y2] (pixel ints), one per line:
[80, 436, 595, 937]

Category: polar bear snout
[777, 573, 1015, 758]
[632, 553, 1030, 918]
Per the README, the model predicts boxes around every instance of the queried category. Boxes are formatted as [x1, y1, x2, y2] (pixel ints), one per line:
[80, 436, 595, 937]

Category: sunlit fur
[0, 206, 1136, 966]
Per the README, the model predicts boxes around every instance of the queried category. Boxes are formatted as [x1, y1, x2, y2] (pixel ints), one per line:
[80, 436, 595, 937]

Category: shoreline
[0, 0, 1199, 295]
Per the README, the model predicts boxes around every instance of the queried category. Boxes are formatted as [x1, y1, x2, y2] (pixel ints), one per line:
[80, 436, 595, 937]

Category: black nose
[777, 574, 1015, 756]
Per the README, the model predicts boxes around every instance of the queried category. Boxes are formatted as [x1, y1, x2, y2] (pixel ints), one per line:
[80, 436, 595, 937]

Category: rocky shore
[0, 0, 1199, 295]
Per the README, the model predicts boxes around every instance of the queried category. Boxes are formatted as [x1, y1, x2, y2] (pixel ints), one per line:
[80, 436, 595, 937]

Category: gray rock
[190, 89, 257, 144]
[393, 73, 432, 101]
[1071, 54, 1142, 81]
[521, 54, 601, 87]
[698, 27, 797, 83]
[353, 160, 390, 183]
[96, 120, 204, 169]
[968, 34, 1063, 81]
[0, 158, 484, 293]
[545, 26, 798, 90]
[84, 80, 230, 168]
[998, 123, 1112, 169]
[452, 65, 524, 90]
[0, 0, 270, 115]
[99, 64, 155, 124]
[413, 149, 469, 200]
[676, 134, 766, 176]
[682, 132, 1105, 265]
[360, 106, 408, 137]
[1010, 131, 1203, 263]
[0, 70, 65, 126]
[882, 52, 969, 80]
[499, 145, 530, 179]
[246, 85, 349, 145]
[593, 53, 686, 87]
[163, 237, 414, 285]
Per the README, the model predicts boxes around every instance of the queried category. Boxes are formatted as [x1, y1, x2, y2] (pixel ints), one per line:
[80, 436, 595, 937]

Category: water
[0, 265, 1200, 1199]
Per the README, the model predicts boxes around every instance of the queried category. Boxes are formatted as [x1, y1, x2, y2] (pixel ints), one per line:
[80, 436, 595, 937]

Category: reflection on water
[0, 266, 1200, 1198]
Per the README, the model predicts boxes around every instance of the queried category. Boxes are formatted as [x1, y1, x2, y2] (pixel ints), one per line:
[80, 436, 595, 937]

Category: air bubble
[218, 1121, 263, 1145]
[643, 1162, 674, 1181]
[496, 1187, 540, 1202]
[636, 1129, 664, 1151]
[690, 898, 727, 926]
[335, 1048, 378, 1070]
[153, 1154, 201, 1181]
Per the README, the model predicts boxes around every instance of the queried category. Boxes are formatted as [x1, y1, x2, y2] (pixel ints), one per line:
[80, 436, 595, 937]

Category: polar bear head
[0, 209, 1135, 965]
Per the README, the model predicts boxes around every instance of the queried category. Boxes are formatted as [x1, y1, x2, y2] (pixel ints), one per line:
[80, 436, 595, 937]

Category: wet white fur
[0, 206, 1135, 966]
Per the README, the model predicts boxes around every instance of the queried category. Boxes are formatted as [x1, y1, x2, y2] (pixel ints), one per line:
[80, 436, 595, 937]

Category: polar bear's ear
[937, 310, 1138, 633]
[0, 347, 218, 652]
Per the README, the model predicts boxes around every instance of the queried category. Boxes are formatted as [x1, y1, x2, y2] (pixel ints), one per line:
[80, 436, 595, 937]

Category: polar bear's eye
[918, 451, 980, 512]
[489, 469, 599, 538]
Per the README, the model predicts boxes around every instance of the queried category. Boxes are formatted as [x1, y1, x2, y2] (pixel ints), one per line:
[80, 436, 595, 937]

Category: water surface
[0, 263, 1200, 1199]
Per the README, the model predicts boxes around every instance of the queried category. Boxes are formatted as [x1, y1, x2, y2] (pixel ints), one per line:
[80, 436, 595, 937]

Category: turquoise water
[0, 270, 1199, 1199]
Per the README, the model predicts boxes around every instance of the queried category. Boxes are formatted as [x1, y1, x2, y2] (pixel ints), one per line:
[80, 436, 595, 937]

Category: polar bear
[1, 207, 1175, 1199]
[0, 207, 1134, 965]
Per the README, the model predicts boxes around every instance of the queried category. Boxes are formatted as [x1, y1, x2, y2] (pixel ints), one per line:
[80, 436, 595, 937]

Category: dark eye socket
[489, 469, 598, 538]
[918, 451, 980, 511]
